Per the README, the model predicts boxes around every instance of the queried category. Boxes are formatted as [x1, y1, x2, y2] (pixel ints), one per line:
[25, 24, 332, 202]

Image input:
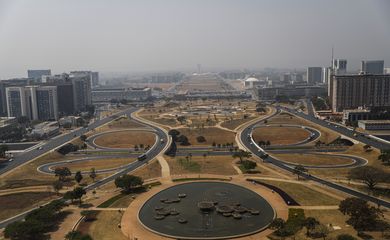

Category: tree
[269, 218, 285, 232]
[73, 187, 86, 204]
[80, 210, 98, 221]
[337, 234, 357, 240]
[89, 168, 96, 182]
[52, 181, 63, 195]
[232, 150, 252, 164]
[177, 116, 186, 125]
[54, 167, 72, 182]
[339, 197, 382, 230]
[378, 150, 390, 164]
[363, 144, 371, 151]
[115, 175, 143, 193]
[196, 136, 206, 143]
[64, 190, 76, 203]
[293, 165, 308, 180]
[65, 231, 93, 240]
[311, 224, 329, 240]
[242, 160, 257, 170]
[75, 171, 83, 184]
[4, 219, 46, 240]
[168, 129, 180, 141]
[304, 217, 319, 236]
[0, 144, 8, 157]
[349, 166, 389, 191]
[79, 135, 87, 142]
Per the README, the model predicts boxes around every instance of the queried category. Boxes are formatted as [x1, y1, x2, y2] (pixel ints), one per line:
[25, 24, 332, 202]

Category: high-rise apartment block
[331, 74, 390, 112]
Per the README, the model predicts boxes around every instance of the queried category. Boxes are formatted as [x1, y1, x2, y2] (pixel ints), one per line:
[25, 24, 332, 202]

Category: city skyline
[0, 0, 390, 79]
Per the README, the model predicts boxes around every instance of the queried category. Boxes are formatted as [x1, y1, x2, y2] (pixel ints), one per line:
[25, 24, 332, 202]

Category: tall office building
[35, 86, 58, 120]
[5, 86, 58, 120]
[70, 74, 92, 112]
[5, 87, 27, 118]
[331, 74, 390, 112]
[361, 60, 384, 74]
[27, 69, 51, 81]
[332, 59, 347, 75]
[70, 71, 99, 87]
[306, 67, 323, 84]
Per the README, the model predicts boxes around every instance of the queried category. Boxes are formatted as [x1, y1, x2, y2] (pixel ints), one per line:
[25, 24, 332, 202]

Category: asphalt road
[282, 100, 390, 150]
[0, 108, 137, 176]
[0, 109, 170, 228]
[240, 108, 390, 208]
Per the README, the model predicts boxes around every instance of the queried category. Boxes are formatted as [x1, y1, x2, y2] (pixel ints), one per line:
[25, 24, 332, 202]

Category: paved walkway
[120, 176, 289, 240]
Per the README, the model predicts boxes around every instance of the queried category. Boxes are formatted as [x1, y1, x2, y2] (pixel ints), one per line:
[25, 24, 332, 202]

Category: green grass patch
[97, 194, 126, 208]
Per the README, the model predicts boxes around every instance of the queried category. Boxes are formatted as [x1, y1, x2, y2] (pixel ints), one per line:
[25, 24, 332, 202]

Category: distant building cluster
[0, 70, 98, 121]
[92, 87, 152, 102]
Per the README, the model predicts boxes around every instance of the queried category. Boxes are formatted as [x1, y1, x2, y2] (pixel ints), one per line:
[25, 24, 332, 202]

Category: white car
[8, 158, 13, 162]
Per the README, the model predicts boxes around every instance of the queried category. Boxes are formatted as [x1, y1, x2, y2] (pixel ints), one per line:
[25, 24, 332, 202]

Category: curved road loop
[239, 107, 390, 209]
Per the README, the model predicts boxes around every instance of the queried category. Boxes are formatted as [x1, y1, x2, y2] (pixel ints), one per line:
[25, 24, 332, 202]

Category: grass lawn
[252, 126, 310, 145]
[175, 127, 236, 146]
[78, 211, 127, 240]
[131, 160, 162, 180]
[303, 209, 359, 239]
[272, 153, 354, 166]
[94, 131, 156, 148]
[260, 180, 340, 206]
[55, 157, 136, 172]
[167, 155, 238, 175]
[0, 192, 58, 221]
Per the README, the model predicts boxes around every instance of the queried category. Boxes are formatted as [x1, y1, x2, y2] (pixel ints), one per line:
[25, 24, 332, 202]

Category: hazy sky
[0, 0, 389, 78]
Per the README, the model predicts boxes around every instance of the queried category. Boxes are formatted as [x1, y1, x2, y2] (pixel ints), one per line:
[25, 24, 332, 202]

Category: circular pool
[138, 182, 275, 239]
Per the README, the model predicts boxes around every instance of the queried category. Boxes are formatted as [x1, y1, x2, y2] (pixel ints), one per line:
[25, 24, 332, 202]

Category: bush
[196, 136, 206, 143]
[242, 160, 256, 170]
[337, 234, 357, 240]
[57, 143, 79, 155]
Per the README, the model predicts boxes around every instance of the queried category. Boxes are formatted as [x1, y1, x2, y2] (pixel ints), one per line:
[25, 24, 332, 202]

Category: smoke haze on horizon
[0, 0, 389, 78]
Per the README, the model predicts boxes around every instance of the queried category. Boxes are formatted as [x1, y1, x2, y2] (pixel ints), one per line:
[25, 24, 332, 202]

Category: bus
[138, 154, 147, 161]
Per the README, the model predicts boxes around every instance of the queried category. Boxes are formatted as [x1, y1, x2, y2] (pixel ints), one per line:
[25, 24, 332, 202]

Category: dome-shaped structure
[245, 77, 260, 82]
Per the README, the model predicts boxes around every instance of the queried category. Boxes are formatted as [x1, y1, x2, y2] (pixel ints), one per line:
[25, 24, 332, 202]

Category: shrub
[242, 160, 256, 170]
[337, 234, 357, 240]
[196, 136, 206, 143]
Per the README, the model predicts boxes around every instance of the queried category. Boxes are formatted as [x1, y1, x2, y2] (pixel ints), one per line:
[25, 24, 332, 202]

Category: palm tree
[232, 150, 252, 164]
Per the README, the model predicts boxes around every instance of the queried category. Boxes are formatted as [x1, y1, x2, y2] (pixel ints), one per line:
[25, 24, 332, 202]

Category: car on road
[160, 139, 165, 143]
[138, 154, 147, 161]
[8, 158, 13, 162]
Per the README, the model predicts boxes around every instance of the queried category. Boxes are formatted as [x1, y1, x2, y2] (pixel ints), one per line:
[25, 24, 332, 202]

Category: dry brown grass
[78, 211, 127, 240]
[0, 191, 57, 221]
[303, 209, 358, 239]
[94, 131, 156, 148]
[220, 116, 257, 130]
[176, 127, 236, 146]
[267, 113, 340, 144]
[259, 180, 340, 205]
[252, 126, 310, 145]
[131, 160, 162, 180]
[56, 157, 136, 172]
[272, 153, 354, 166]
[0, 151, 110, 190]
[167, 155, 238, 176]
